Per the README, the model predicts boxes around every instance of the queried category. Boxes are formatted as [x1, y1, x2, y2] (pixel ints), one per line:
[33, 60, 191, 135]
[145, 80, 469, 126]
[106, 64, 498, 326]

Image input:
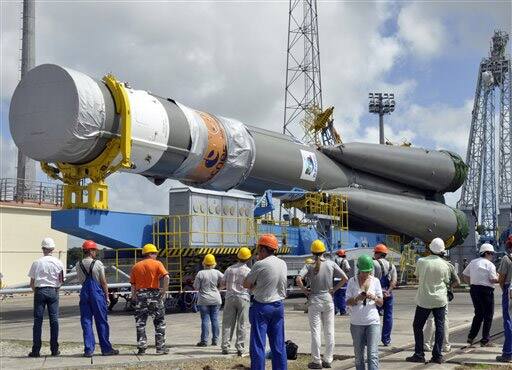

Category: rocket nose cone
[9, 64, 106, 164]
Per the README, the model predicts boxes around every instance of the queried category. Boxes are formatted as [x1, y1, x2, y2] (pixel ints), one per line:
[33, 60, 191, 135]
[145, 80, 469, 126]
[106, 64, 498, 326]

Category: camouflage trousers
[134, 289, 166, 350]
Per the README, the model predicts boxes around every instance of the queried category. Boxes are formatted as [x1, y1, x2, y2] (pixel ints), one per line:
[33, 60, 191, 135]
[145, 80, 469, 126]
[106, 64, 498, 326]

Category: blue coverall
[502, 283, 512, 358]
[79, 260, 114, 355]
[333, 282, 347, 315]
[378, 264, 393, 346]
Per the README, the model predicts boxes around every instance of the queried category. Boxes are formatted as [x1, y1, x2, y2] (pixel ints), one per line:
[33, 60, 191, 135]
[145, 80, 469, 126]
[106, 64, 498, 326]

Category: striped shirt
[222, 262, 251, 301]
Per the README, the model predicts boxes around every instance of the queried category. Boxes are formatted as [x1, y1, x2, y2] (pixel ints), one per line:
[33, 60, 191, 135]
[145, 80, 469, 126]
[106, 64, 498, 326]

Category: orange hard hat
[374, 243, 388, 254]
[336, 249, 346, 257]
[82, 240, 98, 250]
[257, 234, 279, 250]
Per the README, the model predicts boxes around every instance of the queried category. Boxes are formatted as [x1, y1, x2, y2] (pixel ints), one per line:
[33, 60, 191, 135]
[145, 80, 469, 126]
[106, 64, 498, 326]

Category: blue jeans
[334, 284, 347, 314]
[32, 287, 59, 354]
[350, 324, 380, 370]
[249, 300, 287, 370]
[502, 284, 512, 357]
[198, 305, 220, 343]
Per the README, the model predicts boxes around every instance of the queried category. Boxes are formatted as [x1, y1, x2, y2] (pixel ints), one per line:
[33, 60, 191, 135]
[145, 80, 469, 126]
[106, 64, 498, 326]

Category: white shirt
[245, 255, 287, 303]
[463, 257, 498, 288]
[28, 255, 64, 288]
[346, 275, 383, 325]
[222, 262, 251, 301]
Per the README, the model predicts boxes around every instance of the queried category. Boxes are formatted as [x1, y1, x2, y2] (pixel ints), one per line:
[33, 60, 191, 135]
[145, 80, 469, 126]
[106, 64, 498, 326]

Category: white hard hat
[428, 237, 445, 254]
[41, 237, 56, 250]
[479, 243, 495, 254]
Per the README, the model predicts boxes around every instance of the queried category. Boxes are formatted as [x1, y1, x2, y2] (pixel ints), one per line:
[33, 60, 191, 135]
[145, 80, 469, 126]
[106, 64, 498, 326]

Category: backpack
[285, 340, 298, 360]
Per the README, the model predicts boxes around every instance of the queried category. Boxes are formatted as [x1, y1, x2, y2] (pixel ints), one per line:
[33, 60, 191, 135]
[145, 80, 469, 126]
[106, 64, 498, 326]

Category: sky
[1, 0, 511, 214]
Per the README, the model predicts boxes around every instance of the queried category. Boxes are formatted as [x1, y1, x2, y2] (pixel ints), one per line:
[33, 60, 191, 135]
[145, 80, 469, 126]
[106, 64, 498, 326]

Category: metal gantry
[283, 0, 332, 146]
[458, 31, 512, 242]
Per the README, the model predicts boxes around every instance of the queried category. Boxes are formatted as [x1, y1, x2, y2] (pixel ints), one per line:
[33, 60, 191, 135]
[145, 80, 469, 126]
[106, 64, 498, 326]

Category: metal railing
[0, 178, 63, 206]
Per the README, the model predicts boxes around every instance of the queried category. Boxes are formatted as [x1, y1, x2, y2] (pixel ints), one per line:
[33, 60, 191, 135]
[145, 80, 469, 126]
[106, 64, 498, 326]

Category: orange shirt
[130, 258, 168, 290]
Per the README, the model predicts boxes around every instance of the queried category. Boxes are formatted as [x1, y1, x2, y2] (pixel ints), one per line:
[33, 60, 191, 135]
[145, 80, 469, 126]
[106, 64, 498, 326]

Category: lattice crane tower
[283, 0, 339, 146]
[458, 30, 511, 243]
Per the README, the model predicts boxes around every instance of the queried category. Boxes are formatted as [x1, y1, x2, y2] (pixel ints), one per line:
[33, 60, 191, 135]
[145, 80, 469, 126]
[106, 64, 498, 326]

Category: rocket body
[9, 64, 468, 244]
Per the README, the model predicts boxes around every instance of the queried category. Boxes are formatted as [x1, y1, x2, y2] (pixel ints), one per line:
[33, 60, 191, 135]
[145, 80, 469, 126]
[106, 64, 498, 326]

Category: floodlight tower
[458, 30, 511, 245]
[368, 93, 396, 144]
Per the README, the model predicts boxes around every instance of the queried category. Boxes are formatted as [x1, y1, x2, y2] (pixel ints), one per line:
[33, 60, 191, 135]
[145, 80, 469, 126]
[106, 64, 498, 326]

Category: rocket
[9, 64, 468, 245]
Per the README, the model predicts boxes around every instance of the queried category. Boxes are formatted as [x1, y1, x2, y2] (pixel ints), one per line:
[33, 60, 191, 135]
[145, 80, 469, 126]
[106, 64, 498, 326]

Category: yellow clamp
[40, 73, 133, 209]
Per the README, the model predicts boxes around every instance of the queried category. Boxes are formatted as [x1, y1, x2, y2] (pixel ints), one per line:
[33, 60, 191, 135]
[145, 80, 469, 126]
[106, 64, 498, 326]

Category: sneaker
[156, 347, 169, 355]
[467, 338, 475, 346]
[222, 349, 229, 355]
[51, 350, 60, 357]
[137, 348, 146, 355]
[481, 341, 495, 347]
[429, 356, 444, 364]
[405, 354, 425, 363]
[196, 341, 207, 347]
[442, 345, 451, 353]
[28, 352, 40, 358]
[83, 352, 93, 358]
[321, 360, 332, 368]
[496, 355, 512, 363]
[307, 362, 323, 369]
[102, 349, 119, 356]
[382, 342, 390, 347]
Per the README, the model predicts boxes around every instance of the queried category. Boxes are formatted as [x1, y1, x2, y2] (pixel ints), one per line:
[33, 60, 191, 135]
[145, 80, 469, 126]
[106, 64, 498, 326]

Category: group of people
[26, 233, 512, 368]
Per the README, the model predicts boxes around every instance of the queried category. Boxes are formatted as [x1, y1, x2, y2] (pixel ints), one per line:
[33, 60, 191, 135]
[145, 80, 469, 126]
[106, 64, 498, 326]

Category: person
[76, 240, 119, 357]
[302, 257, 315, 314]
[130, 243, 170, 355]
[221, 247, 252, 356]
[334, 249, 351, 315]
[423, 257, 460, 352]
[243, 234, 288, 370]
[346, 254, 383, 370]
[27, 237, 64, 358]
[296, 240, 348, 369]
[406, 238, 451, 364]
[372, 243, 397, 346]
[462, 243, 498, 347]
[194, 253, 224, 347]
[497, 235, 512, 363]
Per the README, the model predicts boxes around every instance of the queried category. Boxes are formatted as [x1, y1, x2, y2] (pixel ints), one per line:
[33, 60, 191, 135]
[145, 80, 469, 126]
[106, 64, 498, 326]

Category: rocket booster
[9, 64, 469, 244]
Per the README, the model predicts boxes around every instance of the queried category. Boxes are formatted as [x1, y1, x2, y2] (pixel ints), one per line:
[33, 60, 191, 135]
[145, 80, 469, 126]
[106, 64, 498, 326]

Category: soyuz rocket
[9, 64, 469, 245]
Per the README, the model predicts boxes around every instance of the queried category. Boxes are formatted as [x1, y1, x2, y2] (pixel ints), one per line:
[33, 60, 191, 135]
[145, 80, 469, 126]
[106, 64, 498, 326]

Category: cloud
[0, 134, 17, 179]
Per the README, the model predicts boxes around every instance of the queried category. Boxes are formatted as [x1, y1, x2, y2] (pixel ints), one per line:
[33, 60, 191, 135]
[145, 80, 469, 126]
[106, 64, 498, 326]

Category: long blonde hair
[313, 253, 323, 275]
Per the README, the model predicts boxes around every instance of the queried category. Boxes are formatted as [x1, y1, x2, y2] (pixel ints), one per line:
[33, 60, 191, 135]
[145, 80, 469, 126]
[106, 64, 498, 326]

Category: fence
[0, 178, 63, 206]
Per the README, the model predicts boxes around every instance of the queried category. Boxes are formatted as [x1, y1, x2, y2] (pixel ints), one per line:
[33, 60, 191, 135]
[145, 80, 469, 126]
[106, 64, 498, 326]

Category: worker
[462, 243, 498, 347]
[76, 240, 119, 357]
[303, 257, 315, 314]
[194, 253, 224, 347]
[27, 237, 64, 358]
[334, 249, 351, 315]
[372, 243, 397, 346]
[243, 234, 288, 370]
[423, 257, 460, 352]
[497, 235, 512, 363]
[296, 240, 348, 369]
[221, 247, 252, 356]
[130, 243, 170, 355]
[406, 238, 451, 364]
[346, 254, 383, 370]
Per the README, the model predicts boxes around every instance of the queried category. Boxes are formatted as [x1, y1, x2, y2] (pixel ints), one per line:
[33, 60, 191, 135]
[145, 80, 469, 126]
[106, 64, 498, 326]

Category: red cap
[374, 244, 388, 254]
[336, 249, 346, 257]
[257, 234, 279, 250]
[82, 240, 98, 250]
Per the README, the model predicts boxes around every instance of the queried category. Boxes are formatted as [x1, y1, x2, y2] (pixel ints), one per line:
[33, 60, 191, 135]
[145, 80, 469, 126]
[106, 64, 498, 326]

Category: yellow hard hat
[305, 257, 314, 264]
[142, 243, 158, 255]
[203, 253, 216, 266]
[311, 239, 326, 254]
[237, 247, 252, 261]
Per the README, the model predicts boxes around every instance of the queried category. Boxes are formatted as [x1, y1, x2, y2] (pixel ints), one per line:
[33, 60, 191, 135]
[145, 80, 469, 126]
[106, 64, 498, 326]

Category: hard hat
[336, 249, 346, 257]
[479, 243, 495, 254]
[428, 238, 445, 254]
[257, 234, 279, 250]
[237, 247, 252, 261]
[357, 254, 374, 273]
[374, 244, 388, 254]
[203, 253, 216, 266]
[311, 239, 326, 254]
[82, 240, 98, 250]
[41, 237, 55, 250]
[305, 257, 314, 264]
[142, 243, 159, 255]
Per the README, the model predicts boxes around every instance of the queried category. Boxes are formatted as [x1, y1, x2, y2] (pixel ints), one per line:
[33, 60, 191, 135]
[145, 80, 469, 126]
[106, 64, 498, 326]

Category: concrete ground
[0, 288, 511, 369]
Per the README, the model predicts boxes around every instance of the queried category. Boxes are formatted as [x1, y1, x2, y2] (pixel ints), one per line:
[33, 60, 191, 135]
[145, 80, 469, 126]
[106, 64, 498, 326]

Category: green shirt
[414, 255, 450, 309]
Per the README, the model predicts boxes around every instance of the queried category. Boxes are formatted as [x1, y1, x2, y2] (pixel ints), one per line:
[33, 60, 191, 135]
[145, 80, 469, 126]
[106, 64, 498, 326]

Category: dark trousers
[413, 305, 445, 359]
[468, 285, 494, 343]
[32, 287, 59, 354]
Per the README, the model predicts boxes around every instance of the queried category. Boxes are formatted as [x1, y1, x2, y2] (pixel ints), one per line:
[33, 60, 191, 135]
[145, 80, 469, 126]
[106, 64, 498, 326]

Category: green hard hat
[357, 254, 374, 272]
